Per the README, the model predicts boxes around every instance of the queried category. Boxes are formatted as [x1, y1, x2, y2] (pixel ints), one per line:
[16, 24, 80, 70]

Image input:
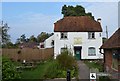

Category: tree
[3, 42, 14, 48]
[15, 38, 21, 45]
[29, 35, 37, 42]
[15, 34, 27, 47]
[0, 21, 10, 45]
[20, 34, 26, 43]
[37, 32, 51, 42]
[61, 5, 94, 19]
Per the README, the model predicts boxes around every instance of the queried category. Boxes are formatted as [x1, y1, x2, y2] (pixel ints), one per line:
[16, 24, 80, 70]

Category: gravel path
[77, 61, 90, 80]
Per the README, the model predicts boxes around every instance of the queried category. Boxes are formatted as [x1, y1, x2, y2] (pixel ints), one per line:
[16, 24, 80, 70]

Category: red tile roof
[101, 28, 120, 49]
[54, 16, 102, 32]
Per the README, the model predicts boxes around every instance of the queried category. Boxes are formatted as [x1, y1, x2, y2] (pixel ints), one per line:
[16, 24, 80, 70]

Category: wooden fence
[2, 48, 54, 62]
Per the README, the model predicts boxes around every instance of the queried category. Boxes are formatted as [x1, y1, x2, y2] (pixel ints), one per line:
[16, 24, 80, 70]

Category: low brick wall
[2, 48, 54, 62]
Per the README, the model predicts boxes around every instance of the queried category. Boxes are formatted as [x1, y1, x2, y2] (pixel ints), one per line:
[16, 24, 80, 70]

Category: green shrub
[2, 57, 21, 80]
[44, 61, 59, 79]
[84, 61, 104, 72]
[43, 49, 78, 79]
[56, 49, 77, 70]
[44, 60, 77, 78]
[99, 76, 111, 81]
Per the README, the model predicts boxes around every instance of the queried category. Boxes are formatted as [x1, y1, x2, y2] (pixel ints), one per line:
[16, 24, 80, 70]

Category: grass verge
[20, 60, 53, 79]
[84, 61, 103, 72]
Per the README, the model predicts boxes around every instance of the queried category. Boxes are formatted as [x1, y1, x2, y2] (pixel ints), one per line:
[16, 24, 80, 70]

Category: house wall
[104, 50, 112, 72]
[104, 49, 120, 79]
[44, 35, 54, 48]
[54, 32, 103, 59]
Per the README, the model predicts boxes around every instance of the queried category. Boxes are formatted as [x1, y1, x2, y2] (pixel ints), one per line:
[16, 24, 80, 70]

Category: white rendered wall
[54, 32, 103, 59]
[44, 35, 54, 48]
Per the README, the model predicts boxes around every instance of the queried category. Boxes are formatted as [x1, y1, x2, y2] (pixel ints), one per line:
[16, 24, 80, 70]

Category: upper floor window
[88, 47, 96, 56]
[88, 32, 95, 39]
[99, 33, 101, 37]
[61, 32, 68, 39]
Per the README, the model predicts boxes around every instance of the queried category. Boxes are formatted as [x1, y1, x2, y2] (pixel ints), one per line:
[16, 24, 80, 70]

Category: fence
[2, 48, 54, 62]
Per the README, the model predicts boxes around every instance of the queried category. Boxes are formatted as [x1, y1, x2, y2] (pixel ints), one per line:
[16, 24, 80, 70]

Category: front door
[74, 46, 82, 60]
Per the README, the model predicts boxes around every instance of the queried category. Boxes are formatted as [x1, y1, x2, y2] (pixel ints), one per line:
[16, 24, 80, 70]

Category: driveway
[77, 61, 90, 80]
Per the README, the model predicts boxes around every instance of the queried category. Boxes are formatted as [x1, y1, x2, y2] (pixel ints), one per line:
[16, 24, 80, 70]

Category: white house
[44, 35, 54, 48]
[45, 16, 103, 60]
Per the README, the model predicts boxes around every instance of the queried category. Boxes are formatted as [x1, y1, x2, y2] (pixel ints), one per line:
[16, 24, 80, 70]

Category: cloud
[8, 13, 62, 43]
[85, 2, 118, 37]
[4, 2, 118, 43]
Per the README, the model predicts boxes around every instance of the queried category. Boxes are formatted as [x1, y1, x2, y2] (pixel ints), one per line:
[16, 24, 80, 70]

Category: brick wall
[104, 49, 120, 79]
[104, 49, 112, 71]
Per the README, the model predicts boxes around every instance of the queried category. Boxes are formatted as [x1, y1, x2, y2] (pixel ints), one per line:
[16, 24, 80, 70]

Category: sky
[2, 2, 119, 43]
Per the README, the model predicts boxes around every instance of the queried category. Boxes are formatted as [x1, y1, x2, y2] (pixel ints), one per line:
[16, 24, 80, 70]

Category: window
[61, 32, 67, 39]
[51, 40, 54, 47]
[112, 50, 118, 70]
[61, 48, 67, 53]
[88, 32, 95, 39]
[88, 47, 96, 56]
[99, 33, 101, 37]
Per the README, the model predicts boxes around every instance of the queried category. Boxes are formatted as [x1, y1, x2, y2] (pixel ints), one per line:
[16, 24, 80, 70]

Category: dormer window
[61, 32, 68, 39]
[88, 32, 95, 39]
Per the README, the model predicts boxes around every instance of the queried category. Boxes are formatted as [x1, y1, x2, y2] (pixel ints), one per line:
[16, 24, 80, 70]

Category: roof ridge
[54, 16, 102, 32]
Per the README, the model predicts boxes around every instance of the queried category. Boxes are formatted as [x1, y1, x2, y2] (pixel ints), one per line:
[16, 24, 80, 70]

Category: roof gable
[54, 16, 102, 32]
[101, 28, 120, 49]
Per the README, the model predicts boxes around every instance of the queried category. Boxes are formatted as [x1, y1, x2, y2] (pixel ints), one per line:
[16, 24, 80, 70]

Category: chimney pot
[97, 18, 101, 23]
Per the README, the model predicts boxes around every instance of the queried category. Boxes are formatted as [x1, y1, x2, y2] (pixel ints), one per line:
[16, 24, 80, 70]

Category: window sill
[60, 38, 68, 40]
[88, 55, 96, 57]
[88, 38, 96, 39]
[88, 54, 96, 56]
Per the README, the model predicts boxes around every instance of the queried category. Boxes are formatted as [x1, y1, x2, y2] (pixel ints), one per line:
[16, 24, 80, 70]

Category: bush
[44, 60, 59, 78]
[43, 49, 78, 79]
[2, 57, 21, 80]
[44, 60, 78, 78]
[99, 76, 111, 81]
[56, 49, 77, 70]
[84, 61, 104, 72]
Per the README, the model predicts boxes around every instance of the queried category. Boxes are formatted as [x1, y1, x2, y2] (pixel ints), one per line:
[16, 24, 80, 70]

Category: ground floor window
[88, 47, 96, 56]
[61, 47, 67, 53]
[112, 50, 119, 70]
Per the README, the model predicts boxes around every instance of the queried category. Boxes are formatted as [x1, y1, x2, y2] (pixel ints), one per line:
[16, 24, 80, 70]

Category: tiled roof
[101, 28, 120, 49]
[54, 16, 102, 32]
[19, 42, 38, 48]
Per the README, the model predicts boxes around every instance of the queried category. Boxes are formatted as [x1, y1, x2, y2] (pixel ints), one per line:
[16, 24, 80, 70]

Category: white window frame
[88, 32, 95, 39]
[88, 47, 96, 56]
[99, 33, 101, 37]
[60, 32, 68, 39]
[61, 47, 67, 53]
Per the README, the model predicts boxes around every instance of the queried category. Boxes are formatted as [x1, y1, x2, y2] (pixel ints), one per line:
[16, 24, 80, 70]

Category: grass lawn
[84, 61, 103, 72]
[20, 59, 78, 79]
[20, 61, 53, 79]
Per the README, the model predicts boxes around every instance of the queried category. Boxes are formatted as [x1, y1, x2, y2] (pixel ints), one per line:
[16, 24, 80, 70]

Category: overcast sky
[2, 2, 119, 43]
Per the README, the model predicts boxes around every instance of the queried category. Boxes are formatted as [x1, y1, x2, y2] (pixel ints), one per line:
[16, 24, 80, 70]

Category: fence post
[66, 69, 71, 81]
